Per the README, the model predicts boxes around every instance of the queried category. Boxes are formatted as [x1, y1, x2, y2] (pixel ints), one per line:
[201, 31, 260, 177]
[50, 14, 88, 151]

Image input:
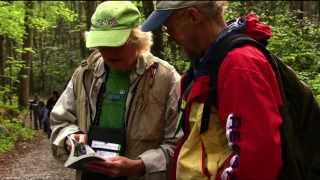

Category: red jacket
[173, 13, 283, 180]
[216, 13, 283, 179]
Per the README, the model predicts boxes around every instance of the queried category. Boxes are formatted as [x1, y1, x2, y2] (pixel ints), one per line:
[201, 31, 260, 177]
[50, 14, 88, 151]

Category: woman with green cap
[50, 1, 181, 180]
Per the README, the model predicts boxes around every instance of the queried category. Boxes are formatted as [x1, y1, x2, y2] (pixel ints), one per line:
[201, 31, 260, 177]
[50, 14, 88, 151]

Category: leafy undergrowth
[0, 104, 35, 154]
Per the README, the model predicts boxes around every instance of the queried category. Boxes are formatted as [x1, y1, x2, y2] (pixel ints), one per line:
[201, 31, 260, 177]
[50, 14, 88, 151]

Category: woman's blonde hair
[127, 27, 153, 55]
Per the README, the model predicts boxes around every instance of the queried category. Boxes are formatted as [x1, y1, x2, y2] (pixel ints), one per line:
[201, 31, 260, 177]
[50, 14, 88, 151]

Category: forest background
[0, 1, 319, 108]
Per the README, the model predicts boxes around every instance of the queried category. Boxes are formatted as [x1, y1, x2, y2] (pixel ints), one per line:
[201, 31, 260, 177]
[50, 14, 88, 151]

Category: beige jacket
[50, 51, 182, 180]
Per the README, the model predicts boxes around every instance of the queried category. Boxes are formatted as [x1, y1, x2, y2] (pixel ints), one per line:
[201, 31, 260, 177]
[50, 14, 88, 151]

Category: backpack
[199, 33, 320, 180]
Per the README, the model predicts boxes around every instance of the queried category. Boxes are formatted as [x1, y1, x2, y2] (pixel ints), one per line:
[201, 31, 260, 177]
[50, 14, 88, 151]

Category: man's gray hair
[195, 1, 228, 18]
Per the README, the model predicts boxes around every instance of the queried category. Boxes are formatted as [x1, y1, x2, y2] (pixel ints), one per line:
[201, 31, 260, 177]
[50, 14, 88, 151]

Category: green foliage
[298, 72, 320, 100]
[50, 2, 78, 23]
[225, 1, 320, 100]
[1, 56, 25, 100]
[1, 1, 319, 104]
[162, 2, 320, 101]
[30, 17, 51, 32]
[0, 107, 34, 154]
[31, 1, 78, 32]
[0, 1, 25, 43]
[0, 1, 80, 99]
[29, 2, 80, 95]
[161, 38, 189, 73]
[226, 2, 320, 70]
[0, 119, 34, 154]
[0, 1, 78, 41]
[0, 55, 25, 106]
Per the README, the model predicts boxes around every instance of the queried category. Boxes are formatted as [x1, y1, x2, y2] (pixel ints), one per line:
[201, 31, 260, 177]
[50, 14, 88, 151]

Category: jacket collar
[92, 52, 156, 79]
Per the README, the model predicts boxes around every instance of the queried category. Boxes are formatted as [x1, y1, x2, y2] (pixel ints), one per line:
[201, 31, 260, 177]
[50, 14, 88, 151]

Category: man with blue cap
[143, 1, 284, 180]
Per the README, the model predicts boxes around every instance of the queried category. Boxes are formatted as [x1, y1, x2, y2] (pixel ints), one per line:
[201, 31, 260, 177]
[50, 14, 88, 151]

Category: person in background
[46, 91, 59, 113]
[45, 91, 59, 137]
[37, 101, 45, 130]
[29, 95, 40, 130]
[38, 101, 50, 138]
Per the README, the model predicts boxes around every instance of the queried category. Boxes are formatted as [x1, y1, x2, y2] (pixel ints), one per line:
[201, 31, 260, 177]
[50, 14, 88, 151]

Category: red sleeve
[216, 45, 283, 180]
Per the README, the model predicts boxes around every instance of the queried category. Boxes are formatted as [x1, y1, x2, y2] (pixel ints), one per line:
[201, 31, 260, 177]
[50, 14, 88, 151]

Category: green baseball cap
[85, 1, 141, 48]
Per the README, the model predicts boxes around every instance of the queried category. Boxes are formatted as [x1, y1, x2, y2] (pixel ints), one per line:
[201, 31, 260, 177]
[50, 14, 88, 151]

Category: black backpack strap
[200, 33, 277, 133]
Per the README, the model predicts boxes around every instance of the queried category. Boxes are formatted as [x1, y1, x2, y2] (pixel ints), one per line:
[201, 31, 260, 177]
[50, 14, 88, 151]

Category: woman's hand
[64, 133, 87, 152]
[86, 156, 145, 177]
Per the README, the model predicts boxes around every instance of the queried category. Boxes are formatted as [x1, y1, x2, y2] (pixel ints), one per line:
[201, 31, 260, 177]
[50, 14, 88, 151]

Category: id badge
[91, 140, 121, 158]
[88, 126, 126, 157]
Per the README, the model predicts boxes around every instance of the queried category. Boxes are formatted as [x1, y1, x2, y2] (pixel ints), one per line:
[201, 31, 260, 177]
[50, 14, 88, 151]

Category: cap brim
[85, 29, 132, 48]
[142, 10, 172, 32]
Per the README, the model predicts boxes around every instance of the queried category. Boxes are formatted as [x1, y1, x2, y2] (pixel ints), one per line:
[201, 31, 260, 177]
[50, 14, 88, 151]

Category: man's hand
[86, 156, 145, 177]
[64, 133, 87, 152]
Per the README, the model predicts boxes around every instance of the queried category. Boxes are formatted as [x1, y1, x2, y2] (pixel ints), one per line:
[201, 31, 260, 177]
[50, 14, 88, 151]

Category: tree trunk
[78, 1, 97, 59]
[318, 1, 320, 23]
[85, 1, 97, 31]
[0, 35, 4, 86]
[142, 1, 164, 59]
[79, 1, 88, 59]
[19, 1, 34, 108]
[39, 32, 45, 92]
[289, 1, 304, 20]
[142, 1, 153, 17]
[151, 29, 164, 59]
[303, 1, 312, 20]
[244, 1, 253, 8]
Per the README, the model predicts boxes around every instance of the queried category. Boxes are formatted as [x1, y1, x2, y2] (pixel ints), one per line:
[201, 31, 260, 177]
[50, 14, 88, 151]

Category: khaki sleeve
[139, 68, 183, 175]
[50, 72, 81, 162]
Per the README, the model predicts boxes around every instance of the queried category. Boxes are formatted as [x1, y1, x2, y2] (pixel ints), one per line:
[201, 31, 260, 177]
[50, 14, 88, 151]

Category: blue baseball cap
[142, 10, 173, 32]
[142, 1, 212, 32]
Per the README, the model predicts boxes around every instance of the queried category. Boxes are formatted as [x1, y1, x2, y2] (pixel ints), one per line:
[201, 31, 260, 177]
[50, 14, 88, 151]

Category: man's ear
[185, 7, 203, 24]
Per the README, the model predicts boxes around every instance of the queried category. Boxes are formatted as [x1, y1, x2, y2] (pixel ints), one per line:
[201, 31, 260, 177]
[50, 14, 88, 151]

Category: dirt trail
[0, 131, 75, 180]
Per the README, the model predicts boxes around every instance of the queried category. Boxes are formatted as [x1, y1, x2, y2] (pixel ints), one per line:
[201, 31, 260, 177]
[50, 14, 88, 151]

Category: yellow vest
[176, 102, 231, 180]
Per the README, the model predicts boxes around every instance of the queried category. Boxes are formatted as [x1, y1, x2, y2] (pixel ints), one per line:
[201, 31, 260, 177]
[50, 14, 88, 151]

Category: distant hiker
[44, 91, 59, 137]
[39, 101, 50, 138]
[50, 1, 181, 180]
[37, 101, 45, 129]
[29, 95, 40, 130]
[46, 91, 59, 113]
